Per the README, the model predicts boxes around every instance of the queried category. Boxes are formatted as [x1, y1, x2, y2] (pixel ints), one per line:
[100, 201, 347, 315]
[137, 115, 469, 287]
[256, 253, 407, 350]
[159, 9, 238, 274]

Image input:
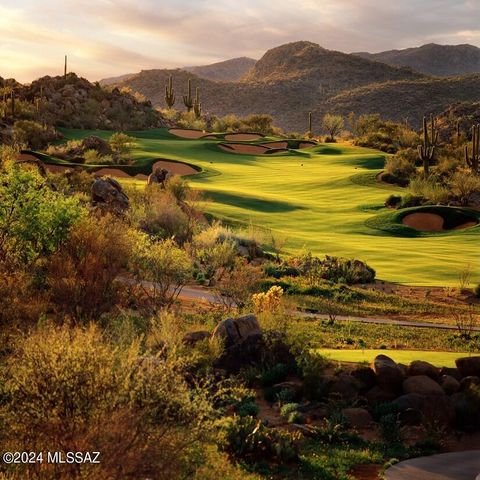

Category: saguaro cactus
[308, 112, 312, 135]
[417, 114, 438, 177]
[165, 75, 175, 108]
[465, 124, 480, 174]
[183, 79, 194, 112]
[193, 87, 202, 119]
[10, 90, 15, 119]
[64, 55, 67, 78]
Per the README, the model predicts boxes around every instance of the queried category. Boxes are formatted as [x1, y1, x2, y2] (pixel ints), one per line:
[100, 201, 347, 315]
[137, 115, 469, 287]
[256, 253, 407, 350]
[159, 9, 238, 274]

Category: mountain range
[98, 41, 480, 132]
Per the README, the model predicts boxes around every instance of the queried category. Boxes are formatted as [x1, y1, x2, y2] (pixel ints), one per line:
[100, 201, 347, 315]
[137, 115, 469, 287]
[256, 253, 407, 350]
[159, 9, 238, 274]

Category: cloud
[1, 0, 480, 82]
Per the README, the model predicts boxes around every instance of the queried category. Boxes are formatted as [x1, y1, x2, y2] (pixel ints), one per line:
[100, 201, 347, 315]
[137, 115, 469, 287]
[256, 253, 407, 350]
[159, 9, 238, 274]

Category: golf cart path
[179, 286, 478, 331]
[385, 450, 480, 480]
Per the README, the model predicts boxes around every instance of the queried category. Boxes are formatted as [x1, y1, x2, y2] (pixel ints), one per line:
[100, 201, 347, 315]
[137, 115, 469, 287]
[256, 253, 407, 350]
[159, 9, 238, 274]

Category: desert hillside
[354, 43, 480, 77]
[184, 57, 256, 82]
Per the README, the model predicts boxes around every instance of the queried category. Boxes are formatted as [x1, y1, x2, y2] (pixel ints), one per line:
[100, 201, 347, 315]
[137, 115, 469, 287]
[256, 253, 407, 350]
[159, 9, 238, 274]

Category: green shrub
[237, 400, 259, 418]
[385, 194, 402, 209]
[217, 415, 301, 462]
[280, 403, 300, 417]
[287, 411, 305, 424]
[260, 363, 289, 387]
[12, 120, 58, 149]
[384, 152, 416, 180]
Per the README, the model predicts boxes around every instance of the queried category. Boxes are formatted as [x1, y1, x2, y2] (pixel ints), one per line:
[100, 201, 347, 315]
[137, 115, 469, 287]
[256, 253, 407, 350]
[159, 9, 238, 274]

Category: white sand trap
[169, 128, 207, 139]
[452, 221, 477, 230]
[93, 168, 147, 180]
[224, 133, 263, 141]
[299, 141, 317, 149]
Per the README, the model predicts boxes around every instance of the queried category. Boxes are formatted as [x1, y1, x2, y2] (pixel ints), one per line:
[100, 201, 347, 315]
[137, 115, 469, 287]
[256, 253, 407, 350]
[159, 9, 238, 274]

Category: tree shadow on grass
[206, 191, 305, 213]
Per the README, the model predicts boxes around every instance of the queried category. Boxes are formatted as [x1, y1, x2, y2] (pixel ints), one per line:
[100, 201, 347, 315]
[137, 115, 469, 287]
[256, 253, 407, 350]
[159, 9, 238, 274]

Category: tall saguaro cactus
[183, 79, 194, 112]
[308, 112, 312, 135]
[465, 124, 480, 174]
[165, 75, 175, 108]
[64, 55, 67, 78]
[418, 114, 438, 177]
[193, 87, 202, 119]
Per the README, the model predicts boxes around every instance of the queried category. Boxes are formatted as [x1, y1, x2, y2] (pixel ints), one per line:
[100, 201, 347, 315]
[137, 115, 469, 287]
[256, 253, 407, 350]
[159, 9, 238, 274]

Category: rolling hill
[116, 41, 424, 131]
[184, 57, 256, 82]
[354, 43, 480, 77]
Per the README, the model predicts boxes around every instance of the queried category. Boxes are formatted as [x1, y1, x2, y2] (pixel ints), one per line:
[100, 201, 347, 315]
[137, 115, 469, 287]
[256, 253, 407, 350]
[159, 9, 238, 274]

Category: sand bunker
[18, 153, 80, 174]
[94, 160, 198, 180]
[219, 143, 270, 155]
[224, 133, 263, 141]
[298, 141, 317, 149]
[261, 141, 289, 149]
[403, 212, 477, 232]
[169, 128, 207, 139]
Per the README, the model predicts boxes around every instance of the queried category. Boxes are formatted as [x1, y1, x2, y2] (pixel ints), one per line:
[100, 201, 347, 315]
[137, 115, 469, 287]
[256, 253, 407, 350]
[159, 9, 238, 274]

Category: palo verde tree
[418, 114, 438, 177]
[183, 79, 194, 112]
[322, 113, 344, 142]
[193, 87, 202, 119]
[165, 75, 175, 108]
[465, 124, 480, 174]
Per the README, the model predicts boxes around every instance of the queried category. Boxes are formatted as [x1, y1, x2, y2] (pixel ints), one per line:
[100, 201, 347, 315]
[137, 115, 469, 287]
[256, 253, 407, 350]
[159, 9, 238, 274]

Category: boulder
[213, 314, 261, 348]
[351, 366, 377, 392]
[91, 177, 129, 213]
[393, 393, 426, 425]
[403, 375, 444, 396]
[365, 386, 397, 405]
[425, 394, 456, 427]
[213, 314, 264, 372]
[372, 355, 404, 393]
[342, 407, 373, 428]
[440, 375, 461, 395]
[147, 167, 173, 187]
[460, 376, 480, 391]
[440, 366, 462, 381]
[327, 374, 361, 402]
[81, 135, 113, 155]
[182, 330, 210, 345]
[456, 356, 480, 378]
[408, 360, 440, 379]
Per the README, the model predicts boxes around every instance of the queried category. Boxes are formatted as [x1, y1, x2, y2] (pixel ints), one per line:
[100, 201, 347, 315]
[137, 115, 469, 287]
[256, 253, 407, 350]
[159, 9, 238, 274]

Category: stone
[81, 135, 113, 155]
[342, 407, 373, 428]
[456, 356, 480, 378]
[460, 376, 480, 391]
[439, 366, 462, 381]
[408, 360, 440, 380]
[403, 375, 444, 396]
[365, 386, 397, 405]
[182, 330, 210, 345]
[351, 366, 377, 392]
[91, 177, 129, 213]
[372, 355, 404, 393]
[212, 314, 264, 372]
[213, 314, 261, 348]
[147, 167, 173, 187]
[327, 374, 361, 402]
[393, 393, 426, 425]
[440, 375, 460, 395]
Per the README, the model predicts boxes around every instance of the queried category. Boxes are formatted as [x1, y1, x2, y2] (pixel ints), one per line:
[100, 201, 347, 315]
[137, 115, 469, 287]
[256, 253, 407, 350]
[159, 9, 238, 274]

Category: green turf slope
[60, 128, 480, 286]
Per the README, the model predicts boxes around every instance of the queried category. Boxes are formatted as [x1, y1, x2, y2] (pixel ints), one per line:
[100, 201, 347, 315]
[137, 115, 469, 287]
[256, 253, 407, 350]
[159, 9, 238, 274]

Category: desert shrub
[385, 194, 402, 209]
[437, 156, 461, 176]
[237, 399, 259, 418]
[297, 351, 328, 401]
[178, 111, 207, 130]
[132, 236, 192, 308]
[240, 114, 276, 135]
[12, 120, 58, 149]
[212, 114, 242, 132]
[109, 132, 134, 153]
[213, 257, 263, 310]
[0, 162, 83, 264]
[252, 286, 284, 313]
[280, 403, 300, 417]
[287, 411, 305, 424]
[46, 214, 133, 321]
[0, 145, 19, 166]
[449, 171, 480, 206]
[409, 177, 450, 205]
[399, 193, 423, 208]
[1, 323, 215, 480]
[384, 152, 416, 181]
[217, 415, 301, 463]
[83, 148, 114, 165]
[263, 263, 300, 279]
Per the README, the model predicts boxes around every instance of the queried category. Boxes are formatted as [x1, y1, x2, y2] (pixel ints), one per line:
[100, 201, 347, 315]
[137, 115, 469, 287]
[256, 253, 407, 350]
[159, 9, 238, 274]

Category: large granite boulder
[213, 314, 264, 372]
[351, 366, 377, 392]
[393, 393, 426, 425]
[148, 167, 173, 187]
[440, 375, 461, 395]
[91, 177, 129, 213]
[456, 356, 480, 378]
[408, 360, 440, 380]
[372, 355, 404, 393]
[403, 375, 444, 396]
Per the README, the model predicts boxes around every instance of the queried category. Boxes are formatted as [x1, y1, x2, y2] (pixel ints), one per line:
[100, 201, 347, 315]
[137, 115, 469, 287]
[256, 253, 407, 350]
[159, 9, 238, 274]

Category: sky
[1, 0, 480, 82]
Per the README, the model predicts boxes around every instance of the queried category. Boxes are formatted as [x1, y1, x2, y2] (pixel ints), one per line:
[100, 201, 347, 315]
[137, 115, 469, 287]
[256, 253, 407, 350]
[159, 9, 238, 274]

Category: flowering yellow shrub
[252, 286, 284, 313]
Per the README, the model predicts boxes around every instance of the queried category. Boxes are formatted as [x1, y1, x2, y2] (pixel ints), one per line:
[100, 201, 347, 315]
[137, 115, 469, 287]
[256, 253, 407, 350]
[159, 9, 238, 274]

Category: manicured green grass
[58, 128, 480, 286]
[318, 348, 471, 367]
